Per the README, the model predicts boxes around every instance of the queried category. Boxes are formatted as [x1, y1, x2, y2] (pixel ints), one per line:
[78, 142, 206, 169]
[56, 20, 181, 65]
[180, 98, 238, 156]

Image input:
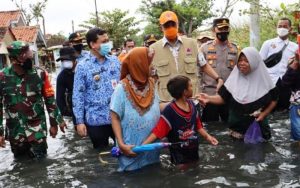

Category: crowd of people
[0, 10, 299, 172]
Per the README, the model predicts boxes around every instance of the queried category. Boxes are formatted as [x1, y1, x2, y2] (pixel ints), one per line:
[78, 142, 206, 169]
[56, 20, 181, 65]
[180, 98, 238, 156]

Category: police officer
[0, 41, 66, 158]
[144, 34, 159, 47]
[200, 18, 239, 122]
[150, 11, 223, 103]
[197, 31, 214, 49]
[68, 32, 89, 63]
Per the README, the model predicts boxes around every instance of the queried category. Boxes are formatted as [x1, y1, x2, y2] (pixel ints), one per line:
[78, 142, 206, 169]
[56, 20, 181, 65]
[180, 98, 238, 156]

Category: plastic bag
[244, 121, 265, 144]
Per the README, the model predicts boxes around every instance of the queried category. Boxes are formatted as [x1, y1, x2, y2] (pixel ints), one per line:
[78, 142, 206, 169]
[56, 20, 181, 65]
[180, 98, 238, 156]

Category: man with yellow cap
[150, 11, 223, 103]
[197, 31, 214, 49]
[200, 18, 239, 122]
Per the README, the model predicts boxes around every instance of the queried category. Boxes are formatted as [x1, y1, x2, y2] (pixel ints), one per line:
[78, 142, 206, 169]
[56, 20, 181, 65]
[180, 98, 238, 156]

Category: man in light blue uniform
[72, 28, 120, 149]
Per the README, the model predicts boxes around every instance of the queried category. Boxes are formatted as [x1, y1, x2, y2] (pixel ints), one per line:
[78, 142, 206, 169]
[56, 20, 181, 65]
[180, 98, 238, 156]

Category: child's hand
[206, 135, 218, 145]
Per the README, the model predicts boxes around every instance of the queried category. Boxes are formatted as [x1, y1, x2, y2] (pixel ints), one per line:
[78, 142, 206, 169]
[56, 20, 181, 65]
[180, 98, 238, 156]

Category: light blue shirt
[110, 83, 160, 171]
[73, 53, 120, 126]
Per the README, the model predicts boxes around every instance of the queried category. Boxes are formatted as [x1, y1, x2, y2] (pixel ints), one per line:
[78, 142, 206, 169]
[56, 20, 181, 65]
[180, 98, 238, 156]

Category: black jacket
[56, 69, 74, 116]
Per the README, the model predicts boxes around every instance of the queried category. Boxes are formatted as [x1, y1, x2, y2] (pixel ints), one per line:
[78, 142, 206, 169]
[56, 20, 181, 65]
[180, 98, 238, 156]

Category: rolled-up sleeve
[72, 63, 86, 125]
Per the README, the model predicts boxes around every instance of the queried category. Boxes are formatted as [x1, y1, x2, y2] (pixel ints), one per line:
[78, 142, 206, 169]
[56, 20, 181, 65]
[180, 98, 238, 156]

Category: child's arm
[143, 116, 171, 145]
[198, 128, 218, 145]
[196, 117, 218, 145]
[142, 133, 158, 145]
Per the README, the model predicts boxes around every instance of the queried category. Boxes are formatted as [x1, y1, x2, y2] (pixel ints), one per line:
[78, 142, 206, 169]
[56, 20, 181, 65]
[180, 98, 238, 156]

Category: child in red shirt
[143, 75, 218, 164]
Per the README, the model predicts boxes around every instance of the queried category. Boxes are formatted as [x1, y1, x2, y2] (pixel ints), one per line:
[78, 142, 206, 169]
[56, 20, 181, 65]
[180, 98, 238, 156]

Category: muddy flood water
[0, 111, 299, 188]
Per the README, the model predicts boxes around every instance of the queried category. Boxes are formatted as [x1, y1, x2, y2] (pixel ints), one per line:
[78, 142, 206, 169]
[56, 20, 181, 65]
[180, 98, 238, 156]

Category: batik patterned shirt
[73, 54, 120, 126]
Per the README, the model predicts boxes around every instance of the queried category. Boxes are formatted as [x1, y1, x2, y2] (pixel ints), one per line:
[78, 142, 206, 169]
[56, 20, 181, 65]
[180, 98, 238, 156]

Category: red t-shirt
[153, 101, 203, 139]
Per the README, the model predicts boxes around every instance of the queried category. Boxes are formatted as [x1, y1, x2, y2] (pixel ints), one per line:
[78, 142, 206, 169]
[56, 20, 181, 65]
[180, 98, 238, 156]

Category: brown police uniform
[201, 40, 239, 95]
[200, 18, 239, 122]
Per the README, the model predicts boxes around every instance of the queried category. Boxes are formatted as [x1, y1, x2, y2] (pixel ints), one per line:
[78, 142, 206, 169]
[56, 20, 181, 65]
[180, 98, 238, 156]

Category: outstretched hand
[206, 135, 219, 146]
[195, 93, 209, 107]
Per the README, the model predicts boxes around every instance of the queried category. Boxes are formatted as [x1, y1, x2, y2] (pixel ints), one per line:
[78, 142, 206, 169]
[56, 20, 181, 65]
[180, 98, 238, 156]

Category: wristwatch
[215, 77, 222, 82]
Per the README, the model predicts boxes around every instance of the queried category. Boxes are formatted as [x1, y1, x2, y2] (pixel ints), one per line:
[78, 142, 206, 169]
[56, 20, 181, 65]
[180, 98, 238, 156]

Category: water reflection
[0, 112, 300, 187]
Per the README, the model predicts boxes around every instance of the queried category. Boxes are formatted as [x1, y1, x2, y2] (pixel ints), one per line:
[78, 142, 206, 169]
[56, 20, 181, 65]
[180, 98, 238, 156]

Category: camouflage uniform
[0, 63, 64, 157]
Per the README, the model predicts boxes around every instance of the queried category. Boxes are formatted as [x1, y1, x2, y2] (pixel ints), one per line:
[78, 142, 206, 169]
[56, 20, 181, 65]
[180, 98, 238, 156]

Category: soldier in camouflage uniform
[0, 41, 66, 158]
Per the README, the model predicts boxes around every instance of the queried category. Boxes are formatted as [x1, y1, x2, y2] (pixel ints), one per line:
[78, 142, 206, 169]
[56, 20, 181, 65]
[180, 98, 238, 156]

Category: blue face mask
[99, 42, 112, 57]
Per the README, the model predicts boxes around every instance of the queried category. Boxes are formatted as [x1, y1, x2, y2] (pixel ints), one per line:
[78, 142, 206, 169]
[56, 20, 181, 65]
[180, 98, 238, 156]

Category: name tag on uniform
[111, 79, 118, 89]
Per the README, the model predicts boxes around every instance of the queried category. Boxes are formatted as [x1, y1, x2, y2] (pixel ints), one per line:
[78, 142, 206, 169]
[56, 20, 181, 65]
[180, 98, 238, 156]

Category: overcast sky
[0, 0, 298, 36]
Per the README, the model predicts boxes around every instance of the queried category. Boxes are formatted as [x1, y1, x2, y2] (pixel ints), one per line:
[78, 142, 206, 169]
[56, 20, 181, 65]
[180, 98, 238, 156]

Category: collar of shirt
[275, 36, 289, 45]
[78, 50, 89, 58]
[162, 36, 183, 47]
[88, 53, 109, 65]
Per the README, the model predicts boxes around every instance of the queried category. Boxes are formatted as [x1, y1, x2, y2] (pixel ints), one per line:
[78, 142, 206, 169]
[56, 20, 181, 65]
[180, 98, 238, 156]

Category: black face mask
[216, 32, 229, 42]
[73, 44, 83, 53]
[21, 58, 33, 70]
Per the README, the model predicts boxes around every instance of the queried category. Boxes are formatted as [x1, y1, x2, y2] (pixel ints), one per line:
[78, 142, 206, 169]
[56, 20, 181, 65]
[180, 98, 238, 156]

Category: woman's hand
[255, 112, 266, 122]
[195, 93, 209, 107]
[206, 135, 219, 145]
[119, 143, 137, 157]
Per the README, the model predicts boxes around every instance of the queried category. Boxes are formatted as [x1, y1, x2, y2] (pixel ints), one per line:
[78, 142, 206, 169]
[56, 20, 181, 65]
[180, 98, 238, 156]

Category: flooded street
[0, 112, 299, 187]
[0, 69, 299, 188]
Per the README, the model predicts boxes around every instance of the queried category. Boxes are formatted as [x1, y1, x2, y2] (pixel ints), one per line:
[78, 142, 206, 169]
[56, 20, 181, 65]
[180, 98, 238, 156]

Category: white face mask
[277, 28, 289, 37]
[62, 60, 73, 69]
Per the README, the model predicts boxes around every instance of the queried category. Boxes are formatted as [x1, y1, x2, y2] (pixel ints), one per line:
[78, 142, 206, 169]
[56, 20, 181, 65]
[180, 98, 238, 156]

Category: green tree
[13, 0, 48, 26]
[46, 32, 66, 47]
[232, 1, 300, 49]
[79, 9, 139, 48]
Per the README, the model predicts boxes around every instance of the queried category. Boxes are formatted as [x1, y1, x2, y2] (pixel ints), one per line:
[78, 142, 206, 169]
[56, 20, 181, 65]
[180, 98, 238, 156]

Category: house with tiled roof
[0, 10, 25, 27]
[0, 10, 46, 67]
[0, 27, 16, 68]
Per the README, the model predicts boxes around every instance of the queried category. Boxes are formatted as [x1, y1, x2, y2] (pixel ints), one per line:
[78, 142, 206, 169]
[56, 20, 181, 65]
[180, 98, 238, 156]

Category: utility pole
[249, 0, 260, 49]
[94, 0, 99, 27]
[42, 16, 46, 38]
[72, 20, 74, 33]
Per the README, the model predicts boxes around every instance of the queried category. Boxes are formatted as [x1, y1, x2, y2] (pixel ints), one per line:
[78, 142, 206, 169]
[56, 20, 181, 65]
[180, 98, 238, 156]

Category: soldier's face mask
[21, 58, 33, 70]
[216, 31, 229, 42]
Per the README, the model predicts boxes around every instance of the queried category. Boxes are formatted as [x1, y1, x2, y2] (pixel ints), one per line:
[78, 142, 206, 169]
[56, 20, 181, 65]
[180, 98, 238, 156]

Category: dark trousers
[11, 139, 47, 159]
[276, 79, 291, 111]
[201, 103, 229, 122]
[86, 125, 115, 149]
